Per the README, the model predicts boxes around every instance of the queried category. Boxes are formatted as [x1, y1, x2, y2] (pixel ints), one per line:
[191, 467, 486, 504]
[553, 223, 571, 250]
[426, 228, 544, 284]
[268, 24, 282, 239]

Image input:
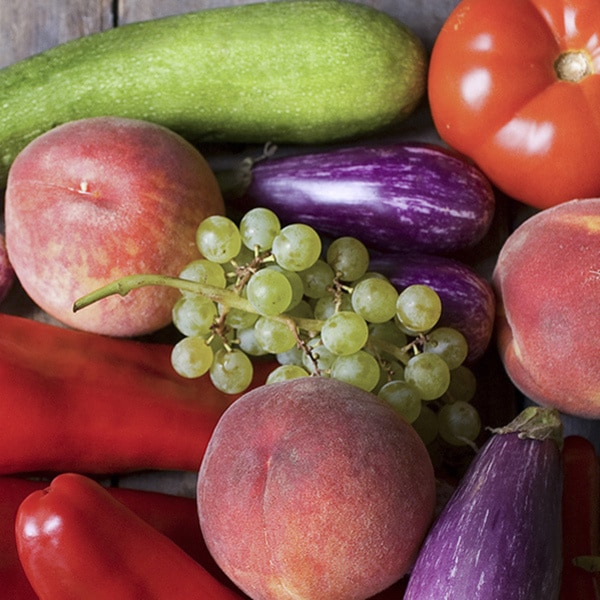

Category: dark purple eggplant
[0, 234, 15, 304]
[225, 142, 495, 254]
[404, 407, 563, 600]
[370, 252, 495, 364]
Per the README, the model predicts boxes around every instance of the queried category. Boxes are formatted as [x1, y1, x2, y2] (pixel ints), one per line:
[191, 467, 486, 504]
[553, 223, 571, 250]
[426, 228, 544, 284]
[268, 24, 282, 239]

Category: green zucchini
[0, 0, 427, 187]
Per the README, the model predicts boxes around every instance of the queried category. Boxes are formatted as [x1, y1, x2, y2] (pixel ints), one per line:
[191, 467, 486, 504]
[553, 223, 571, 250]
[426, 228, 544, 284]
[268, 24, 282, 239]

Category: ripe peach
[197, 377, 436, 600]
[4, 116, 224, 336]
[493, 198, 600, 417]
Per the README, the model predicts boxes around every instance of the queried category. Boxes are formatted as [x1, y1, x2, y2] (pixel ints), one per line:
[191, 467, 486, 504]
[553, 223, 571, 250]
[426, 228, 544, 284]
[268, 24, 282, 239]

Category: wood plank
[0, 0, 113, 68]
[0, 0, 459, 70]
[117, 0, 253, 24]
[117, 1, 457, 51]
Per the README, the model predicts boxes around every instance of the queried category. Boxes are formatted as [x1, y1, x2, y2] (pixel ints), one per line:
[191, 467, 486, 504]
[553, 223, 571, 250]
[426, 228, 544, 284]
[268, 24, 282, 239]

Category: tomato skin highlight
[428, 0, 600, 209]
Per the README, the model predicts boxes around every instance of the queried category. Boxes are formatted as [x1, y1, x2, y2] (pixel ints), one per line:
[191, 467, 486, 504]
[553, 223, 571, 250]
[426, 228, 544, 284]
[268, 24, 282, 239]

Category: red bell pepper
[0, 313, 273, 475]
[560, 435, 600, 600]
[15, 473, 245, 599]
[1, 475, 239, 599]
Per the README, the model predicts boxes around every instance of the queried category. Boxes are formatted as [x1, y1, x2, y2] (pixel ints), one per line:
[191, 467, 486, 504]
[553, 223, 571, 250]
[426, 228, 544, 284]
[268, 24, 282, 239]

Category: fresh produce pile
[74, 207, 484, 458]
[1, 0, 600, 598]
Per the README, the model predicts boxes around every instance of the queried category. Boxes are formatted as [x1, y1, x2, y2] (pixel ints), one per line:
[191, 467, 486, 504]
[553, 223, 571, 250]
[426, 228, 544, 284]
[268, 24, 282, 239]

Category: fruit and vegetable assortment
[405, 407, 564, 599]
[0, 0, 427, 186]
[428, 0, 600, 210]
[1, 0, 599, 598]
[74, 208, 483, 458]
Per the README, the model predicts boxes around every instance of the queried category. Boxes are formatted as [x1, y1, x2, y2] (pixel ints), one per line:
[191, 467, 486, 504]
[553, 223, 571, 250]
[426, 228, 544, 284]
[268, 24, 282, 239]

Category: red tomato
[428, 0, 600, 209]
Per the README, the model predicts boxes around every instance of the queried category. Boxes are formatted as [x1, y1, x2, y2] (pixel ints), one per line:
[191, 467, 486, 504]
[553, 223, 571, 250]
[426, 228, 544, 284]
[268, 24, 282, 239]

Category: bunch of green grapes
[170, 207, 481, 450]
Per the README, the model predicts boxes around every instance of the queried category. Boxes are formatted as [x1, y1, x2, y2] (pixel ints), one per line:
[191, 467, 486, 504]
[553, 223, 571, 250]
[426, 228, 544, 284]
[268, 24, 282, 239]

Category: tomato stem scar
[554, 50, 593, 83]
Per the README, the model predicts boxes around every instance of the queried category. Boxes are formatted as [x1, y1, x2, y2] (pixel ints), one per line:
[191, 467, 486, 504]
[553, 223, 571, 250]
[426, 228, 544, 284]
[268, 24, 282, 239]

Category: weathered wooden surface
[0, 0, 459, 69]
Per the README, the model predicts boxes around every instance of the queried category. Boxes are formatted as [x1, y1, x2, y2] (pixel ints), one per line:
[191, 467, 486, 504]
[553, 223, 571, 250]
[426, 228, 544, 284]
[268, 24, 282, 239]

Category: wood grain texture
[0, 0, 113, 67]
[117, 0, 255, 24]
[116, 0, 454, 49]
[0, 0, 460, 69]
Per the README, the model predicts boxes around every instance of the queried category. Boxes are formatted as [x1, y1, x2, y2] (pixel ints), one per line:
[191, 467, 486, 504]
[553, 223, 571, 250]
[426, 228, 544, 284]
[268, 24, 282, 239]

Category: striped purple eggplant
[227, 142, 495, 254]
[404, 407, 563, 600]
[370, 252, 495, 363]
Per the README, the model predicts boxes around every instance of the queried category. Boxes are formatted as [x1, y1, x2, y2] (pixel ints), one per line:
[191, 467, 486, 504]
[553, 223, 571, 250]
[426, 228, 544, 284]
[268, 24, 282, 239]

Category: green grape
[320, 311, 369, 356]
[412, 404, 439, 446]
[266, 364, 309, 384]
[298, 259, 335, 299]
[330, 350, 380, 392]
[396, 284, 442, 334]
[254, 316, 297, 354]
[236, 327, 270, 357]
[404, 352, 450, 401]
[267, 265, 304, 310]
[368, 321, 409, 356]
[271, 223, 322, 271]
[353, 271, 389, 284]
[210, 348, 254, 394]
[196, 215, 242, 264]
[246, 268, 293, 316]
[239, 207, 281, 252]
[207, 330, 234, 354]
[444, 365, 477, 404]
[384, 359, 405, 381]
[171, 336, 214, 379]
[351, 277, 399, 323]
[423, 327, 469, 370]
[285, 300, 314, 320]
[302, 336, 336, 375]
[437, 401, 481, 446]
[326, 236, 369, 281]
[378, 380, 422, 424]
[312, 293, 352, 320]
[172, 295, 217, 337]
[223, 306, 258, 330]
[373, 359, 405, 394]
[230, 244, 255, 267]
[220, 286, 258, 329]
[178, 259, 227, 295]
[276, 345, 305, 367]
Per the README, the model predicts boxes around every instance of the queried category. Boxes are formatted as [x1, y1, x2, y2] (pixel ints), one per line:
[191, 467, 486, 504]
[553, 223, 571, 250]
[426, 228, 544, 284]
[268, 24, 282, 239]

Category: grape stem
[72, 273, 324, 333]
[367, 337, 416, 366]
[73, 273, 421, 368]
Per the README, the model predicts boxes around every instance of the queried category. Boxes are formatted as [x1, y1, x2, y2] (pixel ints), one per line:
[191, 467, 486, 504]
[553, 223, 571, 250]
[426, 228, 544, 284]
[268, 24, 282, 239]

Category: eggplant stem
[488, 406, 563, 448]
[213, 141, 278, 200]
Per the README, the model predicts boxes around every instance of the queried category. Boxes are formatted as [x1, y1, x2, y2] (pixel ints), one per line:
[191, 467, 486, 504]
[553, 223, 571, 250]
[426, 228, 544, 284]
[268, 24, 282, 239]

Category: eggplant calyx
[214, 142, 278, 200]
[489, 406, 563, 449]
